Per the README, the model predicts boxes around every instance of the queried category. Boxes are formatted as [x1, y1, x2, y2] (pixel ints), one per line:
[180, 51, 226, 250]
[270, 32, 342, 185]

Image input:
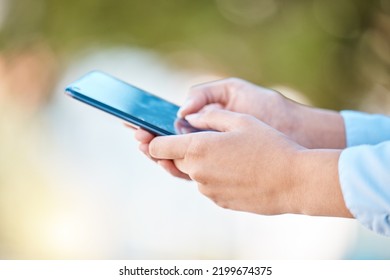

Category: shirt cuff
[341, 110, 390, 147]
[339, 142, 390, 236]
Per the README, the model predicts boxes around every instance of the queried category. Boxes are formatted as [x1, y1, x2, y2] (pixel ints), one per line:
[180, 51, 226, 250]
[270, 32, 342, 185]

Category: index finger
[134, 128, 155, 143]
[149, 134, 193, 160]
[177, 78, 236, 118]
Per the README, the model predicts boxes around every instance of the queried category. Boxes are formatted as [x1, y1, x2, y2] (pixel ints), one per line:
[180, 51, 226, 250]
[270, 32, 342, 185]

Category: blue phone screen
[65, 71, 199, 135]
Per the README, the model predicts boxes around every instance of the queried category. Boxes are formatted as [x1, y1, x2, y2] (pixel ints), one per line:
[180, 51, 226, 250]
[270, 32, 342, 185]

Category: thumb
[185, 109, 249, 132]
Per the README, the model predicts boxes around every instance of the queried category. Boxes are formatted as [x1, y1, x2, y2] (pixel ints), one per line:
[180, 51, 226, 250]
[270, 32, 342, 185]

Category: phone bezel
[65, 85, 175, 136]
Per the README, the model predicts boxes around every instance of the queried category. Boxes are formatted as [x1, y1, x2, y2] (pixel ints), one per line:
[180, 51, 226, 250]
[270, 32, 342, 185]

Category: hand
[134, 78, 345, 181]
[149, 109, 303, 215]
[134, 128, 191, 180]
[178, 78, 346, 149]
[148, 109, 352, 218]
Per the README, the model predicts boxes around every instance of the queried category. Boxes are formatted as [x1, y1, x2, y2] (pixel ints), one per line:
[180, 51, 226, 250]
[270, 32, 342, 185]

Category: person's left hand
[145, 108, 305, 215]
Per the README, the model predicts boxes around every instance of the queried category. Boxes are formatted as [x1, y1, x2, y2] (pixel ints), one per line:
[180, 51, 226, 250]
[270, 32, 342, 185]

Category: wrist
[269, 144, 306, 216]
[284, 100, 346, 149]
[290, 149, 352, 217]
[268, 91, 294, 135]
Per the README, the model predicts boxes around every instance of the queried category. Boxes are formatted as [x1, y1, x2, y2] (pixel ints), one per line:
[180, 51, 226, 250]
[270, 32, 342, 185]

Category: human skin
[134, 78, 353, 218]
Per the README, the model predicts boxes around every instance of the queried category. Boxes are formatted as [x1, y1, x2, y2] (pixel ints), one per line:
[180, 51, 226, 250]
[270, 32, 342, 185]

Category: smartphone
[65, 71, 200, 136]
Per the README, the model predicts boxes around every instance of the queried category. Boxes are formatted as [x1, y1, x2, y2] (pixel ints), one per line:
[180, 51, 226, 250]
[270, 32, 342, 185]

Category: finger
[149, 134, 192, 159]
[173, 158, 190, 176]
[123, 122, 136, 130]
[139, 143, 158, 162]
[139, 143, 150, 155]
[134, 128, 155, 143]
[177, 79, 235, 118]
[157, 159, 191, 180]
[199, 103, 223, 113]
[185, 108, 249, 132]
[123, 122, 141, 130]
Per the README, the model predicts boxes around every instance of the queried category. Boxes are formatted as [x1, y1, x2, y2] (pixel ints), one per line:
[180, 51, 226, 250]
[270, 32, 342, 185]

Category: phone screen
[65, 71, 200, 136]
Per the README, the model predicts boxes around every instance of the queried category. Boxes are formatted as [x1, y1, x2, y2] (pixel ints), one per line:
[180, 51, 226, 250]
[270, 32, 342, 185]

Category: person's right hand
[134, 127, 191, 180]
[177, 78, 346, 149]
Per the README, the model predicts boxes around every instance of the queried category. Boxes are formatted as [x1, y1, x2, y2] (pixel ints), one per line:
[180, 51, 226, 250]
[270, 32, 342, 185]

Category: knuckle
[197, 184, 215, 199]
[189, 81, 212, 96]
[188, 85, 202, 96]
[225, 77, 245, 91]
[190, 167, 205, 183]
[235, 113, 255, 127]
[184, 139, 209, 183]
[201, 108, 215, 119]
[225, 77, 242, 84]
[210, 193, 231, 210]
[215, 200, 230, 210]
[185, 136, 205, 159]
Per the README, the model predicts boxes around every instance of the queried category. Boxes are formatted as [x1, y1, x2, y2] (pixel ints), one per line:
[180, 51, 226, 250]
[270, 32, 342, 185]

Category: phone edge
[65, 87, 174, 136]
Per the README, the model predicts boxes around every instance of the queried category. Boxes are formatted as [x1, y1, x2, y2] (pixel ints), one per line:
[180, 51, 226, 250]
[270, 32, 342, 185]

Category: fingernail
[177, 99, 194, 118]
[185, 113, 200, 122]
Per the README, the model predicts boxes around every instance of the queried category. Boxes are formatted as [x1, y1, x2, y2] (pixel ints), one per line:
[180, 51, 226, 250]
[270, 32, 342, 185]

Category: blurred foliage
[1, 0, 389, 109]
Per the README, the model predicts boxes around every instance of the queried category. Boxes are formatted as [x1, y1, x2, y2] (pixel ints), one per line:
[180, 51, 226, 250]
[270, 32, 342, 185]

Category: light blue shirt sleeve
[339, 111, 390, 236]
[341, 110, 390, 146]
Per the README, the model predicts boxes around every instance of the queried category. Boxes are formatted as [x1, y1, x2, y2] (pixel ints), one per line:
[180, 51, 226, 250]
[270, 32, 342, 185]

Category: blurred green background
[0, 0, 390, 259]
[2, 0, 389, 109]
